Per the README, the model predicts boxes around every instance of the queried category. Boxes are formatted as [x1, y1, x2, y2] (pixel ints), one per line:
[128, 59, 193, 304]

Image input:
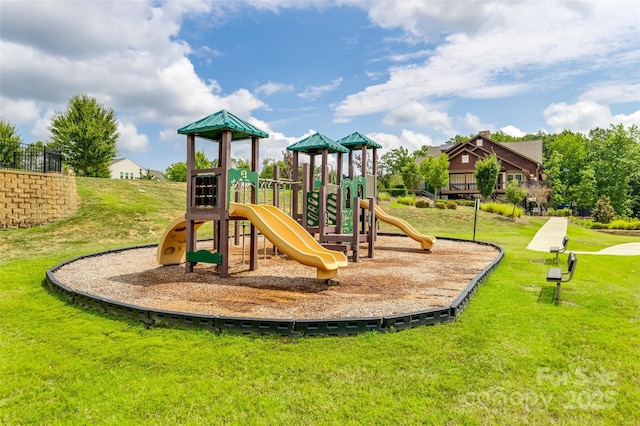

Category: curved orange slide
[157, 203, 347, 279]
[360, 200, 436, 250]
[157, 217, 209, 265]
[229, 202, 347, 279]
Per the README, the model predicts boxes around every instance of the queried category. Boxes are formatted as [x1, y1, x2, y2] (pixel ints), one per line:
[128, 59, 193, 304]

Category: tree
[231, 158, 250, 170]
[165, 162, 187, 182]
[0, 118, 22, 168]
[574, 167, 597, 211]
[527, 181, 551, 214]
[418, 153, 449, 200]
[475, 153, 501, 202]
[505, 180, 528, 218]
[587, 124, 639, 216]
[401, 160, 420, 194]
[163, 150, 213, 182]
[48, 93, 119, 177]
[542, 130, 587, 208]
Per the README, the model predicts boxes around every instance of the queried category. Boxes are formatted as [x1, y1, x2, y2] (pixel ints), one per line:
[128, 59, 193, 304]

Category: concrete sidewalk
[527, 217, 640, 256]
[526, 217, 568, 252]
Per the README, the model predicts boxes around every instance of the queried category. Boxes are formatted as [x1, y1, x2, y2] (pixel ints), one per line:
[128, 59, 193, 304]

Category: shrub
[480, 202, 523, 218]
[377, 192, 390, 201]
[608, 219, 640, 230]
[397, 196, 415, 206]
[455, 200, 476, 207]
[592, 196, 615, 224]
[389, 185, 407, 197]
[436, 202, 446, 209]
[415, 199, 432, 208]
[446, 201, 458, 210]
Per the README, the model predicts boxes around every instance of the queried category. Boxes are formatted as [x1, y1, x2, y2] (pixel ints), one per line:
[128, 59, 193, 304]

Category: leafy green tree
[587, 124, 639, 216]
[260, 157, 288, 180]
[48, 93, 119, 177]
[574, 167, 597, 210]
[164, 150, 213, 182]
[505, 180, 528, 218]
[475, 153, 501, 202]
[0, 118, 22, 168]
[165, 162, 186, 182]
[232, 158, 250, 170]
[400, 160, 420, 194]
[380, 147, 412, 179]
[542, 130, 587, 208]
[418, 153, 449, 199]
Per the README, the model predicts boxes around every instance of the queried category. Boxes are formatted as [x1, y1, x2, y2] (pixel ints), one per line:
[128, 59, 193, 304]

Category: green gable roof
[178, 109, 268, 140]
[336, 132, 382, 149]
[286, 132, 349, 154]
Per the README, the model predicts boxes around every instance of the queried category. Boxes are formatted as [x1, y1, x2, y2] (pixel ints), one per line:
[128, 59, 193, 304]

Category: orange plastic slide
[229, 202, 347, 279]
[157, 204, 347, 279]
[157, 217, 209, 265]
[360, 200, 436, 250]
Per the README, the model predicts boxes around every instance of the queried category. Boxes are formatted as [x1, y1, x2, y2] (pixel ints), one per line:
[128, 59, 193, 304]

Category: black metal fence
[0, 141, 62, 173]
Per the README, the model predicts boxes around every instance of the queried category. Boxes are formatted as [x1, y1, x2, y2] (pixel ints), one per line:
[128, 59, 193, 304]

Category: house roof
[286, 132, 349, 154]
[177, 109, 268, 141]
[336, 132, 383, 149]
[500, 139, 543, 164]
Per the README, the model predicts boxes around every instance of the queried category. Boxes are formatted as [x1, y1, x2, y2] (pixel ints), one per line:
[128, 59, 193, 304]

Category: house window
[120, 172, 123, 179]
[476, 139, 483, 147]
[507, 173, 522, 182]
[462, 154, 469, 164]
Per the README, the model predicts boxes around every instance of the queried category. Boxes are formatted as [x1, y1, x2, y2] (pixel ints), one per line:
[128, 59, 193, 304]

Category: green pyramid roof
[336, 132, 382, 149]
[286, 132, 349, 154]
[178, 109, 268, 140]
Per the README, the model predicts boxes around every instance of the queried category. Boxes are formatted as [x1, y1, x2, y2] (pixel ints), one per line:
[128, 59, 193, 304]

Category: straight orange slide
[360, 200, 436, 250]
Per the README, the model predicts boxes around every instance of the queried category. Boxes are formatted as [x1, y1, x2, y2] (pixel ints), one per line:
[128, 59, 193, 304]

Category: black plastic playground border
[45, 236, 504, 337]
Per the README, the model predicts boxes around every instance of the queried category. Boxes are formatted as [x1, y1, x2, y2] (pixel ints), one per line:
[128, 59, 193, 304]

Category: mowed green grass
[1, 178, 638, 424]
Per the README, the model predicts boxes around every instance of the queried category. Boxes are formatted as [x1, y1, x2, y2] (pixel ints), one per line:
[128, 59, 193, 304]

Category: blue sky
[1, 0, 639, 172]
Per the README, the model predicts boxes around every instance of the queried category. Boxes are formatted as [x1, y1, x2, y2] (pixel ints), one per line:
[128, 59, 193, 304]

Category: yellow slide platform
[360, 200, 436, 250]
[157, 203, 347, 280]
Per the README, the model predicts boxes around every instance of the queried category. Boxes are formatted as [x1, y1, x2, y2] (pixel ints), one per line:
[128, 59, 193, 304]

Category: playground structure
[157, 109, 436, 281]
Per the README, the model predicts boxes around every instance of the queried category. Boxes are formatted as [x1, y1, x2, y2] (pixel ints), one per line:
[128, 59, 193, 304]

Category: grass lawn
[1, 178, 638, 424]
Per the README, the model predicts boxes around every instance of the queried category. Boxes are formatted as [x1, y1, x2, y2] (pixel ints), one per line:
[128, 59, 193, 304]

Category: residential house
[418, 131, 544, 200]
[109, 158, 166, 181]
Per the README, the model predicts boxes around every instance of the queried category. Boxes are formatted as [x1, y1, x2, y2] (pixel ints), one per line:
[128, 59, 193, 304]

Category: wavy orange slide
[360, 200, 436, 250]
[157, 203, 347, 279]
[229, 202, 347, 279]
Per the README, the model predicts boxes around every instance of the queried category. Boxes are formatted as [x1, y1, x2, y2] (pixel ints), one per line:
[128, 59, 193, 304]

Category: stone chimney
[479, 130, 491, 139]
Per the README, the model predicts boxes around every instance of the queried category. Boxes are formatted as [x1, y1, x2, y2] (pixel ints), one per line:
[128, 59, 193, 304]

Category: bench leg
[555, 252, 559, 265]
[555, 282, 561, 302]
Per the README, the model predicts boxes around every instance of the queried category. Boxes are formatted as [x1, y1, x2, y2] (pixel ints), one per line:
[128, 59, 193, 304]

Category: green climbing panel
[186, 250, 222, 265]
[306, 191, 320, 227]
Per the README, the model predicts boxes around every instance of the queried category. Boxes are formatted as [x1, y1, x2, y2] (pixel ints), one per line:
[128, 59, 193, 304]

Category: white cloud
[579, 82, 640, 104]
[0, 1, 267, 148]
[117, 122, 150, 153]
[382, 102, 453, 131]
[334, 1, 640, 125]
[255, 82, 295, 96]
[366, 129, 432, 154]
[500, 125, 526, 138]
[298, 78, 343, 100]
[545, 101, 640, 132]
[0, 97, 40, 125]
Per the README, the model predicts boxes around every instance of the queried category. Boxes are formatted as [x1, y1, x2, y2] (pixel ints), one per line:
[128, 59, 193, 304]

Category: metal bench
[546, 252, 577, 302]
[550, 236, 569, 265]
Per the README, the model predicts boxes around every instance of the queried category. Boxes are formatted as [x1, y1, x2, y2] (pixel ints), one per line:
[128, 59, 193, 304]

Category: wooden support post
[185, 134, 196, 273]
[368, 197, 376, 259]
[250, 136, 259, 271]
[352, 196, 360, 262]
[292, 151, 299, 222]
[218, 130, 232, 278]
